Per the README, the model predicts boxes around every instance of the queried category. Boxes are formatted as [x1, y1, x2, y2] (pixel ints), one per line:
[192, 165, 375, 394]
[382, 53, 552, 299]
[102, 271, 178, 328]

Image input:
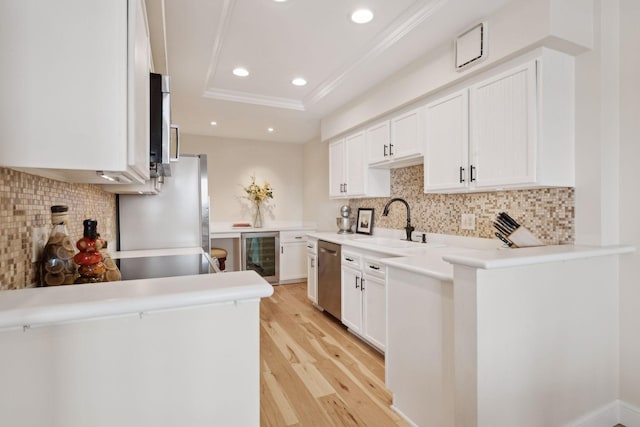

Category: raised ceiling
[147, 0, 512, 143]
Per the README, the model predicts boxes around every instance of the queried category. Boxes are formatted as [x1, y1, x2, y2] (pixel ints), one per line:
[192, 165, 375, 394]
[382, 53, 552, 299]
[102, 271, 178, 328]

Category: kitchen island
[382, 243, 634, 427]
[0, 247, 273, 427]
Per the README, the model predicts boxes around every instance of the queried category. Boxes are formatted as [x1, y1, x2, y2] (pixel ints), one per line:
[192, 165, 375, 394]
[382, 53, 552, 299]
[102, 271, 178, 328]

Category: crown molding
[203, 0, 237, 92]
[203, 88, 306, 111]
[303, 0, 449, 106]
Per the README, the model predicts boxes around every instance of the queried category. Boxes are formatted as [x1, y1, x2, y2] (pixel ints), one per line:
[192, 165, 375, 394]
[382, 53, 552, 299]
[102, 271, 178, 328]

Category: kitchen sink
[352, 237, 443, 249]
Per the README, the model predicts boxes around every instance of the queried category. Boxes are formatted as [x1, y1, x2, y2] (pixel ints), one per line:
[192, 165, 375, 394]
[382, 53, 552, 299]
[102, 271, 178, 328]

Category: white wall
[618, 0, 640, 412]
[302, 137, 343, 231]
[181, 133, 304, 226]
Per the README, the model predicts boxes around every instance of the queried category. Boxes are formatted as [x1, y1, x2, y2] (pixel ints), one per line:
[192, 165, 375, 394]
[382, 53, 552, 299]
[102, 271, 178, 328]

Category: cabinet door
[390, 107, 424, 160]
[363, 275, 386, 351]
[341, 266, 363, 334]
[329, 140, 345, 198]
[424, 90, 469, 192]
[366, 121, 391, 165]
[128, 0, 151, 181]
[345, 132, 366, 196]
[469, 61, 537, 188]
[307, 254, 317, 303]
[280, 241, 307, 282]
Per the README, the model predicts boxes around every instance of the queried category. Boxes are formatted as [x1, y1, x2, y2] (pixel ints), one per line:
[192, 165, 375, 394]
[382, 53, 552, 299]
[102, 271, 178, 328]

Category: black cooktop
[115, 253, 216, 281]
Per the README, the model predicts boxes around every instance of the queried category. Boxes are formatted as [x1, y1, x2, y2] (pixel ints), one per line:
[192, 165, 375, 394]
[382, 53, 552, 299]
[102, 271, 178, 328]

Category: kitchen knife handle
[495, 232, 513, 247]
[459, 167, 465, 183]
[384, 145, 388, 157]
[470, 165, 476, 182]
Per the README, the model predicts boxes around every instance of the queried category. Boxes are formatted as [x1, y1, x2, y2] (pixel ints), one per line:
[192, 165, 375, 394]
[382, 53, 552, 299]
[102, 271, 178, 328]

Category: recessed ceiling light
[232, 67, 249, 77]
[210, 121, 217, 126]
[291, 77, 307, 87]
[273, 0, 287, 2]
[351, 9, 373, 24]
[268, 127, 274, 133]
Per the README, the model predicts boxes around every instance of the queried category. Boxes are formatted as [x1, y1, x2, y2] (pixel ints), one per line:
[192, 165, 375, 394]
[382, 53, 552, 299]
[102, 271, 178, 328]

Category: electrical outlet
[31, 226, 49, 262]
[461, 213, 476, 230]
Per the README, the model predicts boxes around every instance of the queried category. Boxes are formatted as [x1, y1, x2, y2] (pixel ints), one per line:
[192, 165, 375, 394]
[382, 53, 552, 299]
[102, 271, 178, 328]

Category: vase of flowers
[243, 175, 273, 228]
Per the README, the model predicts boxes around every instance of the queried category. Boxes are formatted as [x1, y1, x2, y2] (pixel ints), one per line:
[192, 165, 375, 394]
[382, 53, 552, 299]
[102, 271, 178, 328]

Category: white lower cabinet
[306, 238, 318, 303]
[340, 249, 386, 352]
[279, 231, 308, 284]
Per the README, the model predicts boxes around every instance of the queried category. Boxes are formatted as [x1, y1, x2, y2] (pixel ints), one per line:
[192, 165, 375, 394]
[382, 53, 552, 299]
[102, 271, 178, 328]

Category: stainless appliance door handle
[170, 124, 180, 162]
[319, 248, 337, 255]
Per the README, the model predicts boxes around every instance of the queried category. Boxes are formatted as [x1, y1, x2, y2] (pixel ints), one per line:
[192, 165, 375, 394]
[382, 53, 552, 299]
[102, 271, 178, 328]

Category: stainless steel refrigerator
[118, 154, 210, 253]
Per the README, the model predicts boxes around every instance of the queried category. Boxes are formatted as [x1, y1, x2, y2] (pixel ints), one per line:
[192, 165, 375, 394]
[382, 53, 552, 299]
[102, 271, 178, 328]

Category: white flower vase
[253, 203, 263, 228]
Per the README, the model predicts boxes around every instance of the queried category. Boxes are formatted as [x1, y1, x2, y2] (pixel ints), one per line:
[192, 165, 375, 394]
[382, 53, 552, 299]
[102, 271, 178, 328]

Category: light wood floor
[260, 282, 409, 427]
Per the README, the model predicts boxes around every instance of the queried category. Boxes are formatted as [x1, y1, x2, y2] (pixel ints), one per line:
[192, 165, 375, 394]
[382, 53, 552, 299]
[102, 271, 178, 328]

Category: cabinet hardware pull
[384, 144, 388, 157]
[355, 276, 360, 289]
[470, 165, 476, 182]
[369, 265, 380, 270]
[344, 183, 347, 193]
[389, 143, 394, 156]
[361, 277, 365, 291]
[295, 236, 303, 239]
[459, 166, 465, 183]
[345, 257, 354, 262]
[281, 246, 283, 254]
[311, 259, 315, 268]
[307, 244, 313, 249]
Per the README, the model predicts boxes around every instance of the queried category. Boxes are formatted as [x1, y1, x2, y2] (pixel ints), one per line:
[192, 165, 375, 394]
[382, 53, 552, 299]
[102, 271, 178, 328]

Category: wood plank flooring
[260, 282, 408, 427]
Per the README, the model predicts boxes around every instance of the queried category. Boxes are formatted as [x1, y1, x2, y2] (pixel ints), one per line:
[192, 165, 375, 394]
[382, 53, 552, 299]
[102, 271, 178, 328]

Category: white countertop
[306, 231, 447, 257]
[308, 231, 635, 281]
[0, 248, 273, 331]
[211, 225, 315, 238]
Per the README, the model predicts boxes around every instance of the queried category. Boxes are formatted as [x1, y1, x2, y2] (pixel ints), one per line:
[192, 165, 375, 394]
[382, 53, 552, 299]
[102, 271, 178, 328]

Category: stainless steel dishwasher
[317, 240, 341, 320]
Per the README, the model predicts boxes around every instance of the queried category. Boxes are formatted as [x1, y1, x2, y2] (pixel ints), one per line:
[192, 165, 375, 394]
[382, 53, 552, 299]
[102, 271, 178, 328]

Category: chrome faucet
[382, 198, 415, 241]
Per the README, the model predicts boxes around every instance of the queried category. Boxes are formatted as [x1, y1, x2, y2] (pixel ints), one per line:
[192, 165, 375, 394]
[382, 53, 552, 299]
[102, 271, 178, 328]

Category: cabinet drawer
[280, 230, 308, 243]
[342, 250, 363, 269]
[363, 258, 386, 279]
[306, 238, 317, 255]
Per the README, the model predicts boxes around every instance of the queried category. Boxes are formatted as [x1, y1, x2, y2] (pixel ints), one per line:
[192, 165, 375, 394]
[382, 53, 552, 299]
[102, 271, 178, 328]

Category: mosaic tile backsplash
[0, 168, 116, 290]
[350, 164, 574, 245]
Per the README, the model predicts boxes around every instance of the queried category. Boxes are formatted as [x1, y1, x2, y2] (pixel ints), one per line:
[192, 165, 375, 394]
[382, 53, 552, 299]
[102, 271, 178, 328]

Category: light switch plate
[31, 226, 49, 262]
[461, 213, 476, 230]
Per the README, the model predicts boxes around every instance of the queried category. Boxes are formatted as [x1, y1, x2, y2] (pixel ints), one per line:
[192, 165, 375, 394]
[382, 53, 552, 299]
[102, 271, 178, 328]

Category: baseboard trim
[566, 400, 640, 427]
[390, 404, 419, 427]
[620, 400, 640, 427]
[567, 400, 619, 427]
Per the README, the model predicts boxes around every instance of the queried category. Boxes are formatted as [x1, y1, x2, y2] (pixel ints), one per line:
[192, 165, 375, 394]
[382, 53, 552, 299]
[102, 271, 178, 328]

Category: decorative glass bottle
[74, 219, 106, 284]
[41, 205, 77, 286]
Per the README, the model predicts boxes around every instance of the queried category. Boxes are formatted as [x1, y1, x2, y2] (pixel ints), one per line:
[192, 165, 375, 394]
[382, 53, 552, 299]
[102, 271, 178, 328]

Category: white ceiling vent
[455, 22, 487, 71]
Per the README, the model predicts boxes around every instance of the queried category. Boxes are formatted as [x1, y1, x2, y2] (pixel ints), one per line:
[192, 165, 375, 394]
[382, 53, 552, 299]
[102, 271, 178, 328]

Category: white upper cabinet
[424, 49, 574, 193]
[469, 62, 537, 188]
[329, 132, 390, 199]
[367, 107, 425, 168]
[0, 0, 150, 184]
[424, 90, 469, 192]
[366, 121, 390, 165]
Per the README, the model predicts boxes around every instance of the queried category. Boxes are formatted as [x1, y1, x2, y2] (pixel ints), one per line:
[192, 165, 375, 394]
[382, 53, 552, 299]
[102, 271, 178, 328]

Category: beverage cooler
[241, 232, 279, 283]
